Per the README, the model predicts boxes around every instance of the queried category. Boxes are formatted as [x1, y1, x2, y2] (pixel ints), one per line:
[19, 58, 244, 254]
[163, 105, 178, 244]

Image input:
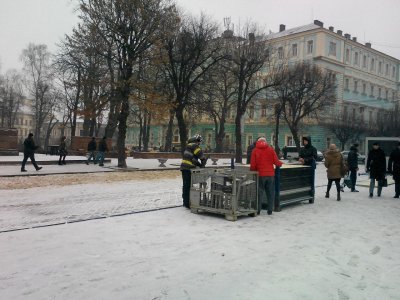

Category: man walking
[347, 144, 359, 192]
[366, 142, 386, 197]
[250, 137, 283, 215]
[86, 137, 97, 165]
[97, 136, 108, 167]
[388, 142, 400, 198]
[180, 134, 207, 209]
[21, 133, 42, 172]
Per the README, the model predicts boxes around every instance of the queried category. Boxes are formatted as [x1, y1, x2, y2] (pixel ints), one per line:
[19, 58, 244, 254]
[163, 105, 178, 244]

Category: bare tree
[224, 24, 279, 163]
[274, 62, 336, 150]
[78, 0, 172, 167]
[322, 110, 366, 150]
[21, 43, 56, 145]
[159, 13, 225, 151]
[372, 105, 400, 137]
[0, 70, 24, 128]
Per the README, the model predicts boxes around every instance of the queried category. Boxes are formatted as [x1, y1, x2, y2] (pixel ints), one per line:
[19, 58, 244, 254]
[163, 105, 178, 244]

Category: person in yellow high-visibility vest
[180, 134, 207, 208]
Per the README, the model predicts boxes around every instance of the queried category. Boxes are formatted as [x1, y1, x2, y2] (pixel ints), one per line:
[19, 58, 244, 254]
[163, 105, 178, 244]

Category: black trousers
[350, 169, 357, 190]
[327, 178, 341, 194]
[181, 170, 191, 208]
[395, 179, 400, 196]
[21, 153, 39, 170]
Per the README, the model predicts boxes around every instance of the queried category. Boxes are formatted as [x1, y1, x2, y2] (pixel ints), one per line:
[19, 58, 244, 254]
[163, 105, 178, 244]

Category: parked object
[190, 168, 258, 221]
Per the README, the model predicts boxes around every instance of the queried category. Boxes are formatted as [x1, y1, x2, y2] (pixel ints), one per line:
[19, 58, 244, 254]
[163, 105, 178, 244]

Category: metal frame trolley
[190, 168, 258, 221]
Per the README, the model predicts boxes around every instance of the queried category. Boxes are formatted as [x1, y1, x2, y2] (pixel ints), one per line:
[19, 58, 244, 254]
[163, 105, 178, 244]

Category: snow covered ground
[1, 163, 400, 299]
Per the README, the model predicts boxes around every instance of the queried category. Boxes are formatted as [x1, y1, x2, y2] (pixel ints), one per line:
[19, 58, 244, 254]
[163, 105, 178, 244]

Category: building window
[362, 83, 366, 94]
[378, 88, 381, 99]
[345, 78, 349, 90]
[363, 55, 367, 68]
[173, 129, 179, 143]
[393, 66, 396, 78]
[370, 58, 375, 71]
[369, 111, 373, 124]
[261, 104, 266, 117]
[345, 49, 350, 62]
[354, 80, 358, 93]
[385, 64, 389, 76]
[354, 52, 359, 66]
[378, 61, 382, 73]
[248, 105, 254, 119]
[385, 90, 389, 100]
[286, 136, 294, 146]
[352, 108, 356, 120]
[393, 91, 396, 101]
[343, 106, 348, 119]
[370, 85, 374, 97]
[326, 137, 331, 150]
[329, 42, 337, 56]
[307, 40, 313, 54]
[291, 44, 298, 57]
[278, 47, 284, 59]
[247, 135, 253, 147]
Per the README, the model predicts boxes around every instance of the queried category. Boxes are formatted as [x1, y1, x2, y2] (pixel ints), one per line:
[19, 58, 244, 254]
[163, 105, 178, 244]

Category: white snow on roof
[265, 23, 321, 40]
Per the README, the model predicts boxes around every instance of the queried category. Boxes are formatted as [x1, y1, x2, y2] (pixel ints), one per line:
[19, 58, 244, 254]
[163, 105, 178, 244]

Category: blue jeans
[87, 151, 97, 164]
[258, 176, 275, 213]
[96, 151, 105, 165]
[369, 179, 382, 196]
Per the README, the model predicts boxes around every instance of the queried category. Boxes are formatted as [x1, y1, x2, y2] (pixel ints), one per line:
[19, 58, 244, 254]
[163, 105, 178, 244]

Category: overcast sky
[1, 0, 399, 72]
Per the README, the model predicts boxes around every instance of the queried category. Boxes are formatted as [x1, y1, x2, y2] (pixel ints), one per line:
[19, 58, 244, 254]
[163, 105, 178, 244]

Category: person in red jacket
[250, 137, 283, 215]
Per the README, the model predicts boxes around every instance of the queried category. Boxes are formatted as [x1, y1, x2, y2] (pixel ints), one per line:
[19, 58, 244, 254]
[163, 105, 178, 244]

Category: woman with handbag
[366, 142, 386, 197]
[324, 144, 344, 201]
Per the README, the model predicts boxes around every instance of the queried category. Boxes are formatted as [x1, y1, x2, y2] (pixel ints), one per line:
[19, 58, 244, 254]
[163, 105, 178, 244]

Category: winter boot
[325, 192, 329, 198]
[394, 194, 399, 199]
[58, 161, 63, 165]
[337, 194, 341, 201]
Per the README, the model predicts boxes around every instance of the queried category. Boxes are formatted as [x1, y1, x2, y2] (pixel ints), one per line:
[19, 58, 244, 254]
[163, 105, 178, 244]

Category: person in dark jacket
[97, 137, 109, 166]
[86, 137, 97, 165]
[299, 136, 318, 197]
[246, 138, 260, 164]
[366, 142, 386, 197]
[388, 142, 400, 198]
[180, 134, 207, 208]
[21, 133, 42, 172]
[58, 136, 67, 165]
[250, 138, 283, 215]
[347, 144, 359, 192]
[324, 144, 344, 201]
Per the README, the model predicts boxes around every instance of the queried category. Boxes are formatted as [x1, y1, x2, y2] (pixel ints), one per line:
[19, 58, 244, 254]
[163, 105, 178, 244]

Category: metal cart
[190, 168, 258, 221]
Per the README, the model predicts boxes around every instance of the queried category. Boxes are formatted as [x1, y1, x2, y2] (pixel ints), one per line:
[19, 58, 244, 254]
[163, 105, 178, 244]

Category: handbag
[378, 178, 388, 187]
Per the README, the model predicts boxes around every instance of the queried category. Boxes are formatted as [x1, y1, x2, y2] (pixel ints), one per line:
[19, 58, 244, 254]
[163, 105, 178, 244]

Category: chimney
[352, 37, 357, 42]
[329, 26, 334, 31]
[344, 33, 351, 39]
[337, 30, 342, 36]
[279, 24, 286, 32]
[365, 42, 372, 48]
[314, 20, 323, 27]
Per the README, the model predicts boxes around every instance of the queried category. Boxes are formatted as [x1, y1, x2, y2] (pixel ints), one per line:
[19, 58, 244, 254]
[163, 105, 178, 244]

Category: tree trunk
[214, 119, 226, 153]
[274, 110, 281, 154]
[176, 106, 188, 153]
[234, 112, 243, 163]
[164, 110, 174, 152]
[117, 88, 129, 168]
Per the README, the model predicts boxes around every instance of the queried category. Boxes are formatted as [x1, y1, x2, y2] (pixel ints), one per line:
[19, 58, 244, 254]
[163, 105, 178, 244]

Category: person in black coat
[58, 136, 67, 165]
[246, 139, 258, 164]
[21, 133, 42, 172]
[388, 142, 400, 198]
[347, 145, 359, 192]
[86, 137, 97, 165]
[299, 136, 318, 197]
[366, 142, 386, 197]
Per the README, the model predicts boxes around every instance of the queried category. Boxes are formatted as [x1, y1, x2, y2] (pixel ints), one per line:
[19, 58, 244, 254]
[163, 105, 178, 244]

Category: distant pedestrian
[58, 136, 67, 165]
[97, 136, 109, 166]
[299, 136, 318, 197]
[366, 142, 386, 197]
[388, 142, 400, 198]
[250, 137, 283, 215]
[21, 133, 42, 172]
[180, 134, 207, 209]
[346, 144, 359, 192]
[86, 137, 97, 165]
[324, 144, 344, 201]
[246, 137, 260, 164]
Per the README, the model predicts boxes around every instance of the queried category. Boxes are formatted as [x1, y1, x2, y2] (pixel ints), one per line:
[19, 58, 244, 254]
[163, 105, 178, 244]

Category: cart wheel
[248, 213, 256, 217]
[225, 215, 237, 221]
